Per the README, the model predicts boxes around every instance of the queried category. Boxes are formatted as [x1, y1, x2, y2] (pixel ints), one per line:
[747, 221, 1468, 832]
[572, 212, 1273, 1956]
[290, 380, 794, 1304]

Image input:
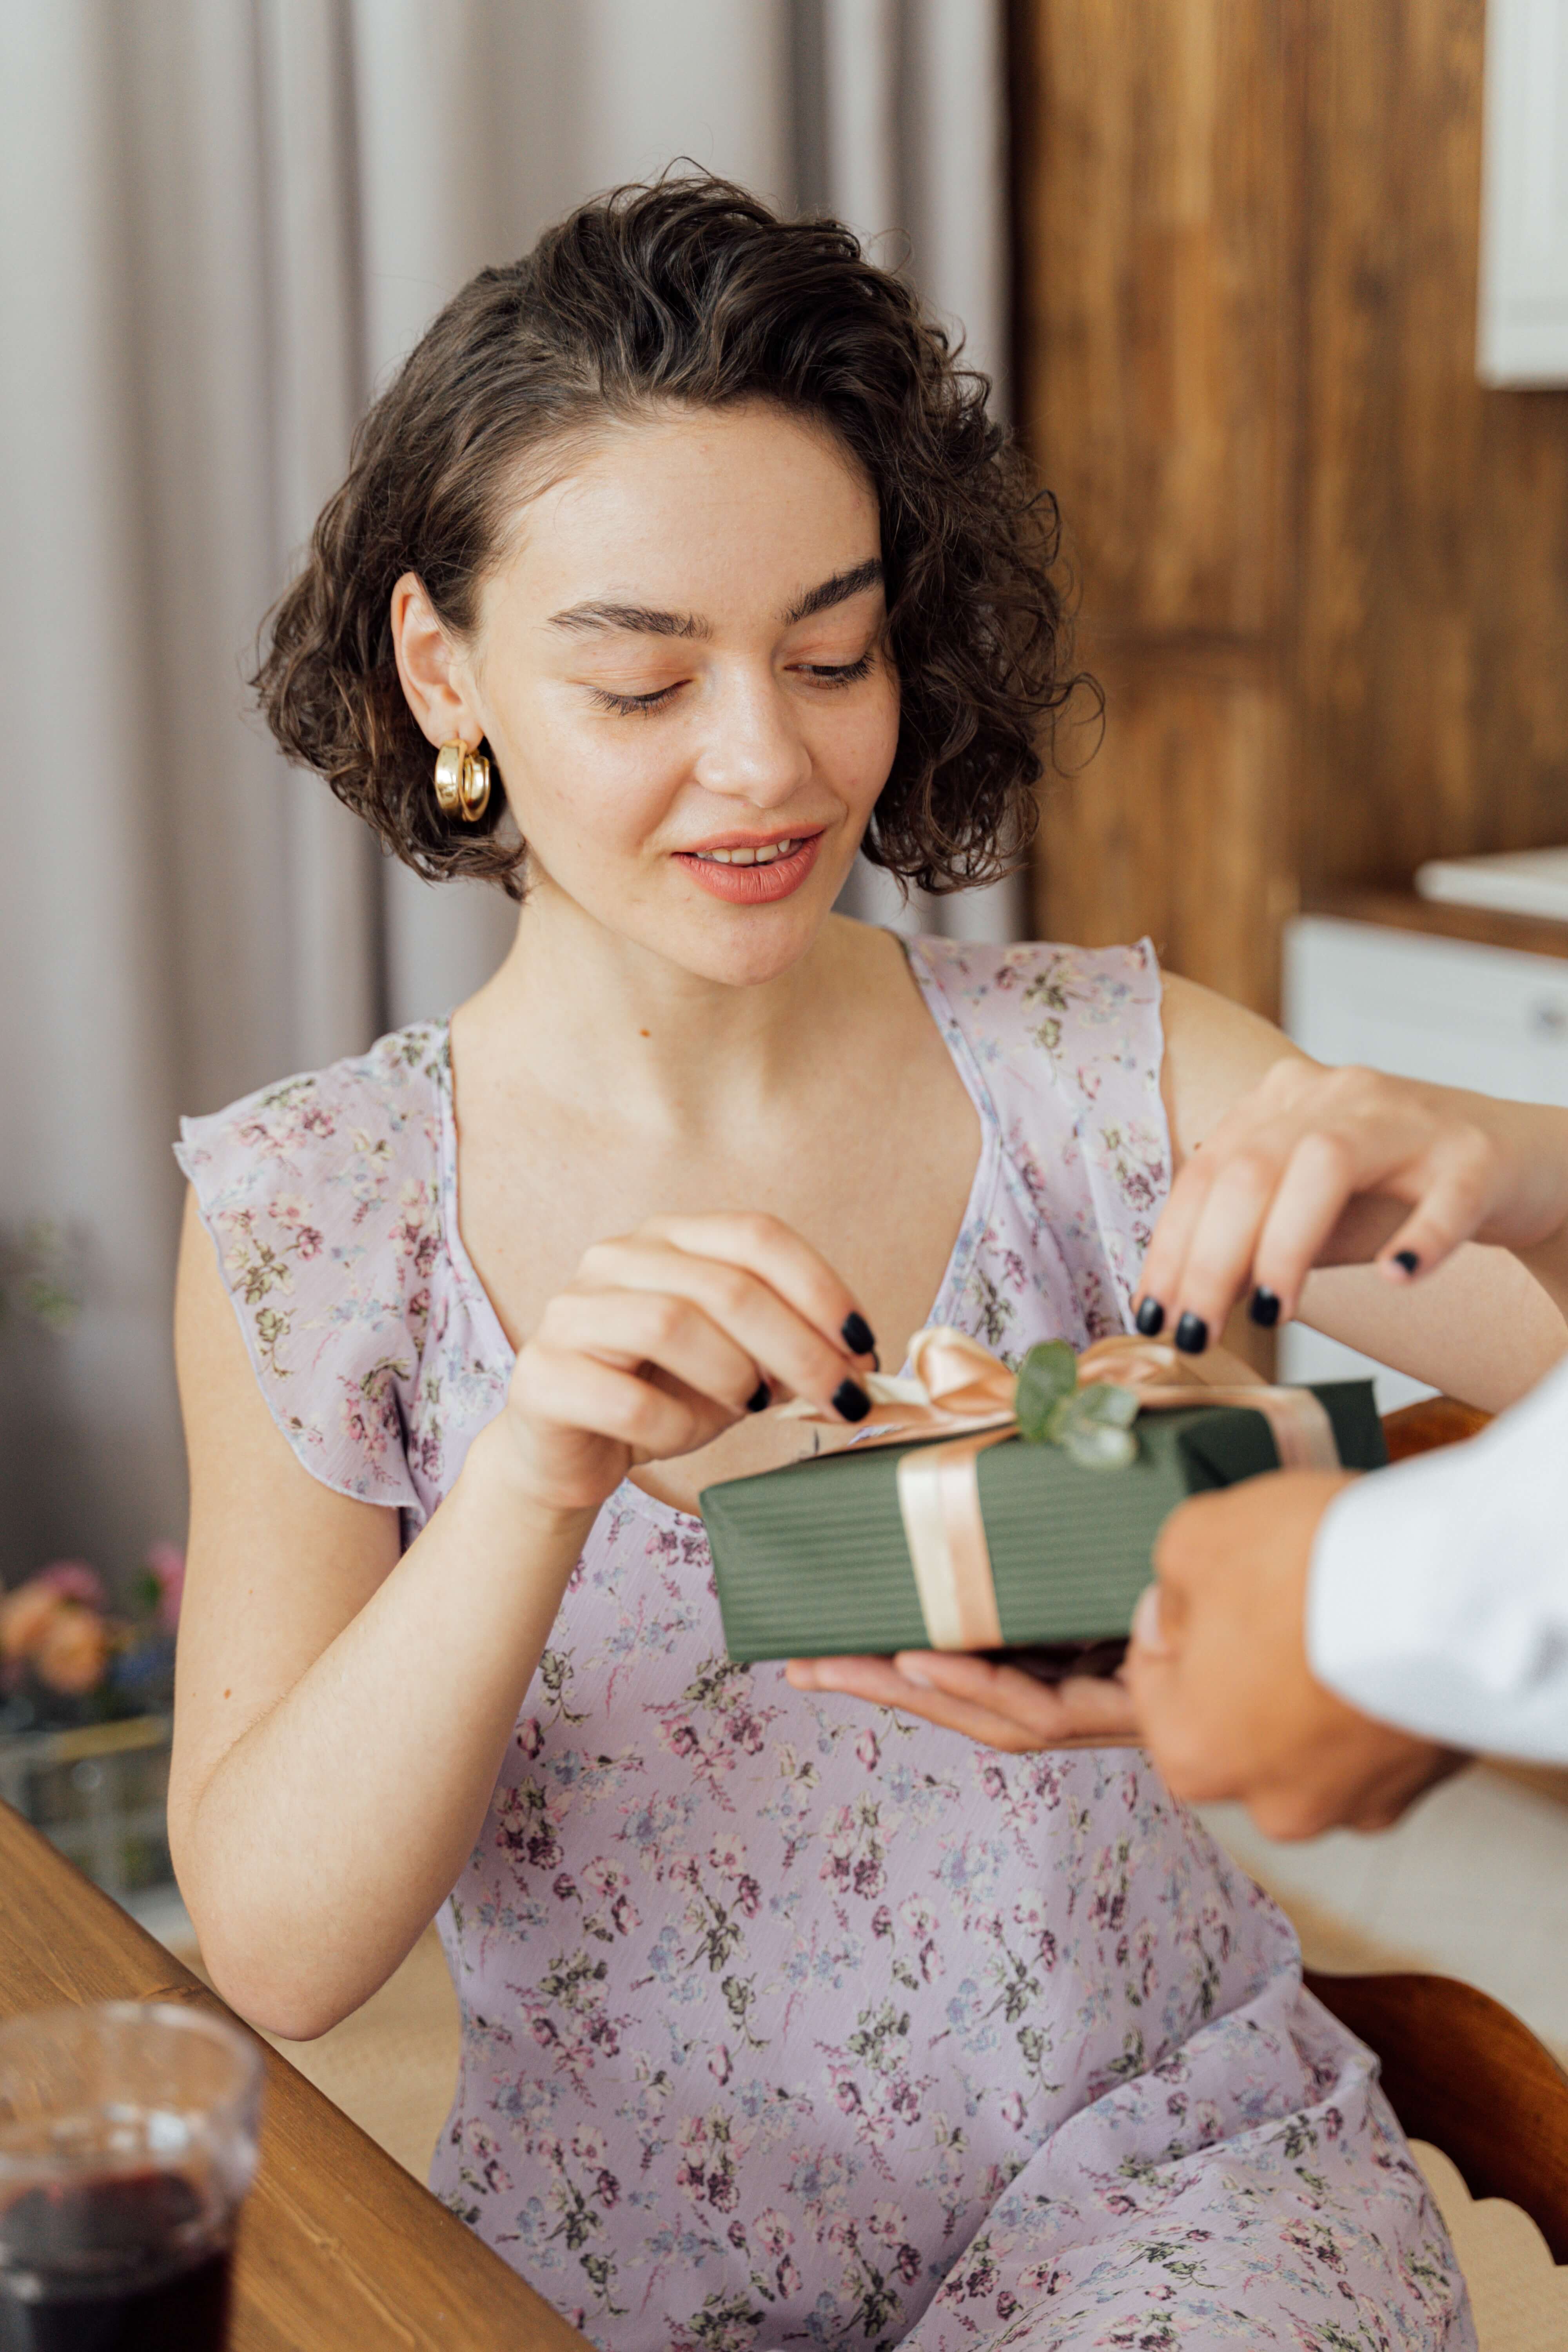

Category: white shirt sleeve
[1307, 1355, 1568, 1759]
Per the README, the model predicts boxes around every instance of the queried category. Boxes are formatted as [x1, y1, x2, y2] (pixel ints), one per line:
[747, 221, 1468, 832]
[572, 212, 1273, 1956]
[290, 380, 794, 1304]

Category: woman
[170, 179, 1559, 2348]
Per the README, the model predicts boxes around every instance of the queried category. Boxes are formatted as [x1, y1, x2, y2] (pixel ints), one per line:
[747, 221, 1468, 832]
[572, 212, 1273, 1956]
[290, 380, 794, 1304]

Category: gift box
[700, 1331, 1386, 1667]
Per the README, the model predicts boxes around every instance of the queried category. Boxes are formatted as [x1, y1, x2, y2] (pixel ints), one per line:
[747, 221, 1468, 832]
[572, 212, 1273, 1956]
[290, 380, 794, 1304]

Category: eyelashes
[586, 652, 876, 719]
[588, 682, 682, 716]
[807, 653, 874, 688]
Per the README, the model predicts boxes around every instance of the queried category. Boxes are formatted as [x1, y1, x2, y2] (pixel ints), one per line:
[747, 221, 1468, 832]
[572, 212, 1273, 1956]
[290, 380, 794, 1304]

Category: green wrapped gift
[700, 1329, 1386, 1666]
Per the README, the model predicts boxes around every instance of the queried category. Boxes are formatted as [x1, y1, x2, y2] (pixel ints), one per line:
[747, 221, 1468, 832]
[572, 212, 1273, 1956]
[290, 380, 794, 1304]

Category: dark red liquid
[0, 2171, 232, 2352]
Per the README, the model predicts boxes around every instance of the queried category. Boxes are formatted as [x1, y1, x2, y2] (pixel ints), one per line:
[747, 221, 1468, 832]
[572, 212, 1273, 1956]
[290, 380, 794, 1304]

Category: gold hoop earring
[459, 748, 491, 822]
[434, 740, 491, 824]
[433, 741, 466, 815]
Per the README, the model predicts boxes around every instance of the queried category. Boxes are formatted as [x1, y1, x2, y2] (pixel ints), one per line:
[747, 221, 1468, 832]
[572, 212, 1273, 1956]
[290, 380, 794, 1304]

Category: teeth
[701, 839, 798, 866]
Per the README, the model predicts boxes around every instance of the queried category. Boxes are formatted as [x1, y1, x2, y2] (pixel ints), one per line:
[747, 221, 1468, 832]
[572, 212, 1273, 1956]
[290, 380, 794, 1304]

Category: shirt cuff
[1307, 1368, 1568, 1761]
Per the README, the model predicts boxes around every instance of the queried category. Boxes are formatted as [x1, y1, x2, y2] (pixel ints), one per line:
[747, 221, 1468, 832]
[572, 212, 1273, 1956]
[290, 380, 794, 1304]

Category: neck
[458, 870, 873, 1140]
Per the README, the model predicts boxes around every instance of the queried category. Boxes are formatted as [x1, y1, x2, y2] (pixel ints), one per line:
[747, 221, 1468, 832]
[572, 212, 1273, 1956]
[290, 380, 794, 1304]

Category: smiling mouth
[686, 836, 813, 867]
[672, 829, 827, 905]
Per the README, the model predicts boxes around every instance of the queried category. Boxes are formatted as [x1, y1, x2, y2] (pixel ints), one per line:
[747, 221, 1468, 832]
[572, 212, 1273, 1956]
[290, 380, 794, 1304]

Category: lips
[692, 837, 804, 867]
[673, 831, 825, 905]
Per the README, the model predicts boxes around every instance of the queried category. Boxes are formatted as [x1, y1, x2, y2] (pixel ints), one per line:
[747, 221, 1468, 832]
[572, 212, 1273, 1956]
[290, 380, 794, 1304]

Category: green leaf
[1048, 1381, 1141, 1470]
[1059, 1415, 1140, 1470]
[1014, 1341, 1079, 1443]
[1072, 1381, 1140, 1430]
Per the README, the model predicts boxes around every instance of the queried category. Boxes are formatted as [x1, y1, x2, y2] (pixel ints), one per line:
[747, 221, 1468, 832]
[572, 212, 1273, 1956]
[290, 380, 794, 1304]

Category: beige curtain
[0, 0, 1012, 1588]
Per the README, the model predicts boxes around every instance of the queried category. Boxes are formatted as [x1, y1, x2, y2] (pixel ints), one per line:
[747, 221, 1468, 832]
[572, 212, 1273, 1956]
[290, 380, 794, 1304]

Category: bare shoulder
[1158, 970, 1306, 1166]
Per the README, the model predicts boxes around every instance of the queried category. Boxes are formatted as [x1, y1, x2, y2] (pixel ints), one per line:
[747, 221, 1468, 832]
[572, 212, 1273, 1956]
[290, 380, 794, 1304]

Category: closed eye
[586, 649, 875, 716]
[794, 653, 875, 688]
[586, 681, 686, 716]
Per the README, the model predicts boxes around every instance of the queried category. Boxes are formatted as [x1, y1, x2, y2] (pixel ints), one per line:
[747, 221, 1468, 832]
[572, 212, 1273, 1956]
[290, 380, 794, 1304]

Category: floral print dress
[176, 937, 1473, 2352]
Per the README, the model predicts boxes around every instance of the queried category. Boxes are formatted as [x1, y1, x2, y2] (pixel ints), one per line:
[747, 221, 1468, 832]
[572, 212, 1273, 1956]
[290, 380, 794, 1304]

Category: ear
[390, 573, 483, 750]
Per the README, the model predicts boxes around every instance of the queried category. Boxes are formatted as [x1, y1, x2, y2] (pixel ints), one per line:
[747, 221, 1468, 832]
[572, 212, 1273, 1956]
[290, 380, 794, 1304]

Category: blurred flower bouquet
[0, 1546, 183, 1732]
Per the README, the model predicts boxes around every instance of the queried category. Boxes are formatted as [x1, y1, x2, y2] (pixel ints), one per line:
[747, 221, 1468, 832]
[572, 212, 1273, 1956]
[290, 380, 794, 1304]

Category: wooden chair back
[1310, 1404, 1568, 2248]
[1305, 1969, 1568, 2261]
[1380, 1395, 1492, 1460]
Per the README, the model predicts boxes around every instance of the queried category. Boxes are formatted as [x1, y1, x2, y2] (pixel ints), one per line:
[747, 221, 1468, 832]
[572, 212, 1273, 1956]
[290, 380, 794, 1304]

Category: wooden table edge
[0, 1800, 588, 2351]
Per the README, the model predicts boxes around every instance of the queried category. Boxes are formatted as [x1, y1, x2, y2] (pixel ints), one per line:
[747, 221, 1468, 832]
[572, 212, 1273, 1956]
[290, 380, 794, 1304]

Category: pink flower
[145, 1543, 185, 1632]
[34, 1606, 109, 1696]
[757, 2209, 794, 2256]
[38, 1561, 108, 1610]
[855, 1729, 880, 1770]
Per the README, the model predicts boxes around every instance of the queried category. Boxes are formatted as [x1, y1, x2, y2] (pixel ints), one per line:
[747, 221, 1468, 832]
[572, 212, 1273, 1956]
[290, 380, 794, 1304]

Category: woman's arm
[170, 1192, 877, 2040]
[169, 1198, 594, 2037]
[1155, 973, 1568, 1406]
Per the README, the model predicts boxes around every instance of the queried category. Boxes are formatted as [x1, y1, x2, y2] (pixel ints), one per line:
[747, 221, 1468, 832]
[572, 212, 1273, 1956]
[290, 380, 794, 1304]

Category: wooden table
[0, 1801, 588, 2350]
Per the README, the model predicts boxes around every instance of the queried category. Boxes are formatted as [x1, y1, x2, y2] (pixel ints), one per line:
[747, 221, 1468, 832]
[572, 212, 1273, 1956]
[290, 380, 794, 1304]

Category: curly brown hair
[255, 174, 1091, 902]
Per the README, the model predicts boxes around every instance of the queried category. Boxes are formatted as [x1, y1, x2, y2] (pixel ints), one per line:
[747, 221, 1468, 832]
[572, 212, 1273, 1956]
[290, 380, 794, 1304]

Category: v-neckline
[432, 937, 1003, 1531]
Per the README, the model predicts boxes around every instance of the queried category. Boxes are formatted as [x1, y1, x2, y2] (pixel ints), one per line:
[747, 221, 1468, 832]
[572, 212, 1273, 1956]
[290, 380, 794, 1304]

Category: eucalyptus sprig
[1013, 1341, 1140, 1469]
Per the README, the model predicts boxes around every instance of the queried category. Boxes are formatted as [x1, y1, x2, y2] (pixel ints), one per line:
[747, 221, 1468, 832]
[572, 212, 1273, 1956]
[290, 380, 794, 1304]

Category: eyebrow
[783, 558, 884, 625]
[547, 600, 710, 639]
[546, 557, 884, 640]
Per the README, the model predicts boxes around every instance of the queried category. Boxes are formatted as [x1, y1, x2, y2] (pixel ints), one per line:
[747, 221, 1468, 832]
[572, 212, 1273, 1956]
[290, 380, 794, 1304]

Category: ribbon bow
[788, 1326, 1339, 1651]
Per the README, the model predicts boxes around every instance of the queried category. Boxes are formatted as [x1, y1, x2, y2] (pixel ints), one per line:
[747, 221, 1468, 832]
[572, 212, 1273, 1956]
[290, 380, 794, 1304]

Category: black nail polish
[1174, 1311, 1209, 1355]
[832, 1378, 872, 1423]
[746, 1381, 771, 1414]
[1394, 1249, 1420, 1276]
[1134, 1297, 1165, 1337]
[1249, 1287, 1281, 1328]
[841, 1310, 877, 1357]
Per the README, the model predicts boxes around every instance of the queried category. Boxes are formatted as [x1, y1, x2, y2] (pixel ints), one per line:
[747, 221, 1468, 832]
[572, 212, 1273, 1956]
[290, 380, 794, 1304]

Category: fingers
[1249, 1131, 1391, 1320]
[1137, 1063, 1510, 1350]
[1130, 1151, 1216, 1336]
[510, 1343, 732, 1463]
[894, 1651, 1138, 1741]
[1123, 1647, 1236, 1804]
[1160, 1147, 1289, 1344]
[1373, 1129, 1497, 1289]
[637, 1212, 875, 1365]
[786, 1651, 1140, 1752]
[541, 1288, 767, 1421]
[571, 1216, 874, 1417]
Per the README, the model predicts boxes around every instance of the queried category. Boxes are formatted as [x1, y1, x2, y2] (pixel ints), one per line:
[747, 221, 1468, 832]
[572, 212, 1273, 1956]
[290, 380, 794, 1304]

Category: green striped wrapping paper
[701, 1381, 1386, 1664]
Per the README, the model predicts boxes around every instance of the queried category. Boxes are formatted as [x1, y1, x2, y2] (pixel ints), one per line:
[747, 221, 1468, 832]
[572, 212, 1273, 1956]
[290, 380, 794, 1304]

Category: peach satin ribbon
[794, 1327, 1339, 1652]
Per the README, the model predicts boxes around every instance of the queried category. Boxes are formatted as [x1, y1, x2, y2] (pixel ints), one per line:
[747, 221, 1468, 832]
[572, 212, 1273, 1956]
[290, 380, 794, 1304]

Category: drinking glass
[0, 2001, 261, 2352]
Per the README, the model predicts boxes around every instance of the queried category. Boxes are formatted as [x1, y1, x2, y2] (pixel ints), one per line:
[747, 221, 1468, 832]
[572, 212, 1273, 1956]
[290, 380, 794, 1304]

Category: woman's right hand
[493, 1211, 879, 1517]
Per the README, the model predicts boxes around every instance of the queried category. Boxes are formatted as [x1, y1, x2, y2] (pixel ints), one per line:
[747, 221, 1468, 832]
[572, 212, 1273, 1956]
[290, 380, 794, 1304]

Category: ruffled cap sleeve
[173, 1026, 450, 1514]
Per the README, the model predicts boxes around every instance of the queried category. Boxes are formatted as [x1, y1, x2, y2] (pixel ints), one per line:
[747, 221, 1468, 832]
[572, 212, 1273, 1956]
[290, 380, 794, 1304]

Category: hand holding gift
[703, 1325, 1385, 1748]
[1123, 1470, 1465, 1835]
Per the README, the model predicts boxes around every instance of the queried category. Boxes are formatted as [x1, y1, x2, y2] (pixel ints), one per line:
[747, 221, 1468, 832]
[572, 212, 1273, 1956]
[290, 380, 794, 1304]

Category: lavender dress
[177, 938, 1472, 2352]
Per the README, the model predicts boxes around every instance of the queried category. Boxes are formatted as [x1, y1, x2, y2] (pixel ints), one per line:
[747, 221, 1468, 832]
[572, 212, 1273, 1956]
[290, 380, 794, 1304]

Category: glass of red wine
[0, 2002, 261, 2352]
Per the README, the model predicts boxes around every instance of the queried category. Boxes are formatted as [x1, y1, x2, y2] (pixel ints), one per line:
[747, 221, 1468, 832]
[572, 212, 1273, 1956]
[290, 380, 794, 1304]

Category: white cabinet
[1278, 914, 1568, 1407]
[1479, 0, 1568, 384]
[1283, 917, 1568, 1103]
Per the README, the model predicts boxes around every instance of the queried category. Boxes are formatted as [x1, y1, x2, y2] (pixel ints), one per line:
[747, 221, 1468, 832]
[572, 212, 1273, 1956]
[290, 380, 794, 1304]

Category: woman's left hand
[785, 1651, 1139, 1752]
[1136, 1055, 1568, 1340]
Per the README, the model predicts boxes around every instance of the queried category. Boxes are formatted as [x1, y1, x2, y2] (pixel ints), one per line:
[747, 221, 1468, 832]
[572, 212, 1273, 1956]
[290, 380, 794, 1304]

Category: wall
[1012, 0, 1568, 1015]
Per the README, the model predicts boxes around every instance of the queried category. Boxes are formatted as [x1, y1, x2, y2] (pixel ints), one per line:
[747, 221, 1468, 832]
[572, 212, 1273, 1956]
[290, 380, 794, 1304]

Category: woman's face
[438, 402, 899, 985]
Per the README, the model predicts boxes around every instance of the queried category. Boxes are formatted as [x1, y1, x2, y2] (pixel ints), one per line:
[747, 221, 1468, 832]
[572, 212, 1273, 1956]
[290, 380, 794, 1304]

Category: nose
[690, 669, 812, 810]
